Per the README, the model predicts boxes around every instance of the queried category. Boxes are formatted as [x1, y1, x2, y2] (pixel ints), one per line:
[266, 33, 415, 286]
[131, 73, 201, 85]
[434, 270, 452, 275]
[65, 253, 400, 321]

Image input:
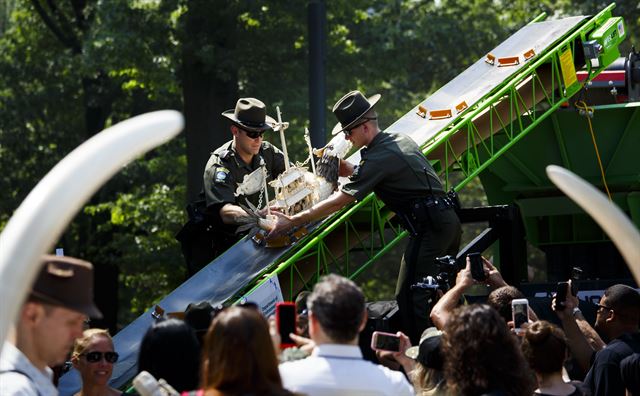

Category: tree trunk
[181, 1, 238, 202]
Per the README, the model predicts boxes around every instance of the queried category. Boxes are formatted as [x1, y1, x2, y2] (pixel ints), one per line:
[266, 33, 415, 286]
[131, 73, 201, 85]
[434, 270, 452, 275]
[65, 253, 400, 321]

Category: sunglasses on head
[242, 129, 265, 139]
[82, 351, 119, 364]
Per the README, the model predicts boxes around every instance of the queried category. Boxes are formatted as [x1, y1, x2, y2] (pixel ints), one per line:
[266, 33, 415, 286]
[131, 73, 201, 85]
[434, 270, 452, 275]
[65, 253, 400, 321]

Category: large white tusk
[546, 165, 640, 284]
[0, 111, 183, 354]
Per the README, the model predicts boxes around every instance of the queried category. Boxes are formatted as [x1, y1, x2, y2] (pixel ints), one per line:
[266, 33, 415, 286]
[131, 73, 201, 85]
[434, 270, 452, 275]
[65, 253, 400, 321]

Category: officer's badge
[214, 167, 230, 183]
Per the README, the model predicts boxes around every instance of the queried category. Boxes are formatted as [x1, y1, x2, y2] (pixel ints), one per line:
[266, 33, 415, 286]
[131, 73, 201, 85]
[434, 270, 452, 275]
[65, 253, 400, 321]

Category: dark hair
[487, 286, 525, 323]
[443, 304, 534, 396]
[522, 321, 567, 374]
[295, 291, 311, 314]
[307, 274, 365, 343]
[604, 284, 640, 322]
[621, 353, 640, 394]
[201, 306, 288, 395]
[138, 318, 200, 392]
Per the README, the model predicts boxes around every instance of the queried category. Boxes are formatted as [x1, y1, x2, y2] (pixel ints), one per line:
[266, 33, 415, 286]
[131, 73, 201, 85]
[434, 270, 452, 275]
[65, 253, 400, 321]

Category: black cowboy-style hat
[221, 97, 277, 132]
[184, 301, 217, 335]
[331, 90, 381, 135]
[30, 255, 103, 319]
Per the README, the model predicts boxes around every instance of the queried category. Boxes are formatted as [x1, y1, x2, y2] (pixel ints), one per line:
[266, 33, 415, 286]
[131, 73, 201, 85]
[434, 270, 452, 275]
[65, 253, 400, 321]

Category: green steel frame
[234, 4, 625, 302]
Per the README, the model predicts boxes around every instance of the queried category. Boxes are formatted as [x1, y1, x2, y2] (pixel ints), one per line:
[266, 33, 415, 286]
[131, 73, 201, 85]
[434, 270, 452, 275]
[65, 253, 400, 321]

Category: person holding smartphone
[278, 274, 414, 396]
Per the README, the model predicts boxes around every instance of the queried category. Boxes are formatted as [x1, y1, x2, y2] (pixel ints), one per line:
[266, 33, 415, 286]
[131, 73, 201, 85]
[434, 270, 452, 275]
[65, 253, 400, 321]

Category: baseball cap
[405, 327, 443, 370]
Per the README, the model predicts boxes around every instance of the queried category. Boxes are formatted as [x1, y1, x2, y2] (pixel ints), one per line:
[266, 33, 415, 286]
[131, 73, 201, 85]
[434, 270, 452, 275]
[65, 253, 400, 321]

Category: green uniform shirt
[203, 140, 286, 218]
[341, 132, 444, 211]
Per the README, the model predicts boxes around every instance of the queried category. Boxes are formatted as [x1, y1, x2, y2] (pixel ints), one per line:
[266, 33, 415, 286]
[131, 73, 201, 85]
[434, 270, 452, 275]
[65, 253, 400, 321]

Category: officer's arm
[219, 203, 251, 225]
[269, 191, 355, 236]
[290, 191, 355, 227]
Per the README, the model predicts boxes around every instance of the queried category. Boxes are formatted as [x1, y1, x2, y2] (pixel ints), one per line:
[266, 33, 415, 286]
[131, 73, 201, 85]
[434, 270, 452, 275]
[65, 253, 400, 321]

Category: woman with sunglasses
[71, 328, 122, 396]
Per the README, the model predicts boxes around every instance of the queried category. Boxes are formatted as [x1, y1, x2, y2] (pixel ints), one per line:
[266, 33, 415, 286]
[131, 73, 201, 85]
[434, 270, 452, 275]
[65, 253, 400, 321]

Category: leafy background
[1, 0, 638, 329]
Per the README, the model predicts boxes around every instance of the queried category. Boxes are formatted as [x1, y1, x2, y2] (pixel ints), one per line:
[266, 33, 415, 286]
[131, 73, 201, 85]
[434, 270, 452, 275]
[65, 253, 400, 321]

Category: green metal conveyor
[58, 4, 630, 393]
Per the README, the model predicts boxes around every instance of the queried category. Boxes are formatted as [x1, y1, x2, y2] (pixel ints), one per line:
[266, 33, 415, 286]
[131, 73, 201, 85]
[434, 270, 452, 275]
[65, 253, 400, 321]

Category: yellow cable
[575, 101, 613, 201]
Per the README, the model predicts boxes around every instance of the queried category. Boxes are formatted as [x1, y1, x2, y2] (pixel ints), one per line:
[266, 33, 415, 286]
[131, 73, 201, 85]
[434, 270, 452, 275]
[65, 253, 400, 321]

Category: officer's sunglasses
[344, 117, 377, 137]
[242, 129, 265, 139]
[82, 351, 119, 364]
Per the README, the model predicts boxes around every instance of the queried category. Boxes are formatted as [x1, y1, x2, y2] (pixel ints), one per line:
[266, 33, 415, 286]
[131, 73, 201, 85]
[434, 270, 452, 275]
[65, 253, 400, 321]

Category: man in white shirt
[0, 255, 102, 395]
[279, 274, 414, 396]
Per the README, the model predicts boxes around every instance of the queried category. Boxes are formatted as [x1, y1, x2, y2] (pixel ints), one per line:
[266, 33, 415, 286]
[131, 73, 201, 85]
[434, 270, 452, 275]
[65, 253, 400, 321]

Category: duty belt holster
[396, 195, 455, 237]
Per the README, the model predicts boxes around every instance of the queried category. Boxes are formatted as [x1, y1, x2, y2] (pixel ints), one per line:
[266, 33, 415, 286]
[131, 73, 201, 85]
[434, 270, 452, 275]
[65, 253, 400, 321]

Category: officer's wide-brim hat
[30, 255, 103, 319]
[221, 97, 277, 132]
[405, 327, 443, 370]
[184, 301, 217, 334]
[330, 90, 381, 135]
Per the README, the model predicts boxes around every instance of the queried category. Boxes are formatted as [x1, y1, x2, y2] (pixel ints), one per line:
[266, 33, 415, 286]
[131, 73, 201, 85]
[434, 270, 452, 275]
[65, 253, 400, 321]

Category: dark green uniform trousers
[395, 206, 461, 344]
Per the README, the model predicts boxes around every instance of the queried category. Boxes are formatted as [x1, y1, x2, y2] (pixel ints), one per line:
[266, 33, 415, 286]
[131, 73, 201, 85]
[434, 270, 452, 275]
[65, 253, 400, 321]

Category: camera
[410, 255, 458, 294]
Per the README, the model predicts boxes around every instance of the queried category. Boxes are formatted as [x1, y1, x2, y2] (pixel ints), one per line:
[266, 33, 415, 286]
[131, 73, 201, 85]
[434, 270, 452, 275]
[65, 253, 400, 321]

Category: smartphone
[511, 298, 529, 334]
[571, 266, 583, 296]
[276, 302, 297, 348]
[468, 252, 486, 281]
[556, 281, 570, 310]
[370, 331, 401, 352]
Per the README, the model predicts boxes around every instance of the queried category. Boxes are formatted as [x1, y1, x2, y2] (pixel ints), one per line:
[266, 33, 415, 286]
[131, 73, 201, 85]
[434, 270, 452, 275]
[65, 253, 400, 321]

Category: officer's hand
[267, 212, 294, 238]
[263, 206, 284, 217]
[484, 258, 508, 289]
[339, 159, 355, 177]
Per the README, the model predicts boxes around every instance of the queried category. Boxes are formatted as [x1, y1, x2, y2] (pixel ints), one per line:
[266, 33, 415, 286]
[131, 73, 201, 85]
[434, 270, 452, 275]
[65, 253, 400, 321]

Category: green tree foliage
[1, 0, 638, 327]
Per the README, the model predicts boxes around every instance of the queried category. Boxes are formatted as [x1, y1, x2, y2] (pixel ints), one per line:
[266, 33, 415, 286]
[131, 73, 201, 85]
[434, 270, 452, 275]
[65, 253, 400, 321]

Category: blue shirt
[0, 342, 58, 396]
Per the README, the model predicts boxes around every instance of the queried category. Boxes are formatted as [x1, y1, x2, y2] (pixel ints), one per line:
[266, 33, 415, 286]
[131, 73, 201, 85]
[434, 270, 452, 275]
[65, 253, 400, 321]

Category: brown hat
[331, 90, 381, 135]
[221, 97, 277, 132]
[30, 255, 103, 319]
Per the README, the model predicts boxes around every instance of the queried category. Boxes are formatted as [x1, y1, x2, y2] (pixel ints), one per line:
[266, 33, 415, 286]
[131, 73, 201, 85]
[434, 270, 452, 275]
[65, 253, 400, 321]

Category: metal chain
[257, 186, 264, 210]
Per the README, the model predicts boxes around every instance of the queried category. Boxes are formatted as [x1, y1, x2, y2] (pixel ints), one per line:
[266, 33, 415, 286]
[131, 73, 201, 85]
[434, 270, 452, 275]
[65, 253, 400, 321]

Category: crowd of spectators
[1, 255, 639, 396]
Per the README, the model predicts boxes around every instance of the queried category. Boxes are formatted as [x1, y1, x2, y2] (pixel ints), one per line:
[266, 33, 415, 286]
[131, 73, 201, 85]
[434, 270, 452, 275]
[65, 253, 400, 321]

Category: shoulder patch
[214, 167, 230, 183]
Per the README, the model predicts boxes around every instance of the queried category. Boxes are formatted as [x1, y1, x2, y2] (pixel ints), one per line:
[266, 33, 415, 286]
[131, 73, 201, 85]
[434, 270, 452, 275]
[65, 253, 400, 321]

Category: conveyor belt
[59, 14, 594, 395]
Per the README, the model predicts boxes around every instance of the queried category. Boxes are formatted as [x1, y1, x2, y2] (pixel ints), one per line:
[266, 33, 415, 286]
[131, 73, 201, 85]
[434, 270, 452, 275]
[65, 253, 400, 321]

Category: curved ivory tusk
[546, 165, 640, 284]
[0, 111, 184, 354]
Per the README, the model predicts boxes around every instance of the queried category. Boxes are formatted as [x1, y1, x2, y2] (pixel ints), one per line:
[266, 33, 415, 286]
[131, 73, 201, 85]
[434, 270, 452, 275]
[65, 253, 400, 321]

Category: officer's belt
[393, 195, 455, 237]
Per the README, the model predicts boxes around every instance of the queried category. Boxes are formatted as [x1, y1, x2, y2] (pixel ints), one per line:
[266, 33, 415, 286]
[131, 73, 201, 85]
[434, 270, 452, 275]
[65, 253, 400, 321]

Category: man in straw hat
[270, 90, 461, 344]
[0, 255, 102, 395]
[177, 97, 286, 274]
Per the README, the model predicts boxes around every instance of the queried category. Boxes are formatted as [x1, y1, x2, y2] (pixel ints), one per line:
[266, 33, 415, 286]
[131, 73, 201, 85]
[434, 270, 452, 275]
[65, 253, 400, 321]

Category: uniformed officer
[269, 90, 461, 343]
[178, 97, 286, 274]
